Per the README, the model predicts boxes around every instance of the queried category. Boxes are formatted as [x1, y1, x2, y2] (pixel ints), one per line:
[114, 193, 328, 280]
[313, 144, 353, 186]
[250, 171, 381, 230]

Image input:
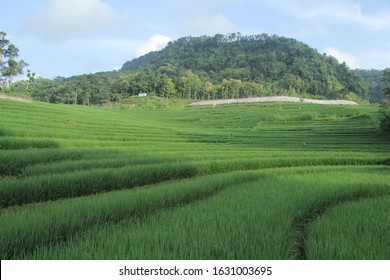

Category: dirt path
[189, 96, 358, 106]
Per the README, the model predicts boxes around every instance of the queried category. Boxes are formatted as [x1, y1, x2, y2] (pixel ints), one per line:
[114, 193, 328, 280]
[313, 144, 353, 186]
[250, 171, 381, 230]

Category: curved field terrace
[0, 98, 389, 260]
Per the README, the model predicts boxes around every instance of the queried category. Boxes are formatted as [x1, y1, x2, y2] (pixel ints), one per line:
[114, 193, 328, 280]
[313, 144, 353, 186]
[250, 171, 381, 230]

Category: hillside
[353, 69, 386, 103]
[122, 33, 368, 100]
[24, 33, 370, 105]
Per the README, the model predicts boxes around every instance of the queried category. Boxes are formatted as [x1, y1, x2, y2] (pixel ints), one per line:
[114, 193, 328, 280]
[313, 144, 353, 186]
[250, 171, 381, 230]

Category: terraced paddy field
[0, 98, 389, 260]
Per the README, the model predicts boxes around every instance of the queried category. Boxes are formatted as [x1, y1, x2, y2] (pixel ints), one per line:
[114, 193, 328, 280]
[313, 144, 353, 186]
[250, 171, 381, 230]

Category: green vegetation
[306, 195, 390, 259]
[12, 33, 373, 105]
[123, 34, 368, 99]
[379, 69, 390, 134]
[0, 98, 389, 260]
[353, 69, 386, 103]
[0, 32, 29, 90]
[12, 166, 389, 260]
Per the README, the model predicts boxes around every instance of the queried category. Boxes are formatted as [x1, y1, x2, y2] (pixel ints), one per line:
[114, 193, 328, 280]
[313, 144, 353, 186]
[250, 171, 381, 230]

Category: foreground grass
[306, 195, 390, 260]
[0, 172, 261, 259]
[15, 166, 390, 260]
[0, 98, 389, 259]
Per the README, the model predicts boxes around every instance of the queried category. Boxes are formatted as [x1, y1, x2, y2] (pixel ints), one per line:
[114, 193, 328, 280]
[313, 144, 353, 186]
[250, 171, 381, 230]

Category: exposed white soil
[189, 96, 358, 106]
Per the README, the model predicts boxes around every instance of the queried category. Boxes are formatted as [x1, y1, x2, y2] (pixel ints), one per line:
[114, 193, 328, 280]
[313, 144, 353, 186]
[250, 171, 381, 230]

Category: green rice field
[0, 98, 389, 260]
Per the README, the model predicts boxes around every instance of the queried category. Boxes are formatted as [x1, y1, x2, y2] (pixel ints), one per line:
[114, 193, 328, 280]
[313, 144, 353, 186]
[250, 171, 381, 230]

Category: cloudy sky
[1, 0, 390, 79]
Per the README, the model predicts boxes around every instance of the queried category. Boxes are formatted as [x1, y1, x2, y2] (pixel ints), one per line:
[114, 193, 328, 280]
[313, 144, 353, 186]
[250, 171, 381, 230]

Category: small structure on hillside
[138, 93, 147, 97]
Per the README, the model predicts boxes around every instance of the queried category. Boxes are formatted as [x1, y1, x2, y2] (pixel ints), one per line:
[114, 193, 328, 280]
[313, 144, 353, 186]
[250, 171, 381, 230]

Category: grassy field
[0, 97, 389, 260]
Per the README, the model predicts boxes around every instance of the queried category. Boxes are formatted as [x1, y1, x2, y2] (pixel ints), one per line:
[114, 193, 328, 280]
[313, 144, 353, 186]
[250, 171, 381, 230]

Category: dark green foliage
[382, 69, 390, 96]
[122, 33, 368, 99]
[30, 33, 369, 104]
[379, 107, 390, 134]
[354, 69, 387, 103]
[379, 69, 390, 134]
[0, 32, 28, 89]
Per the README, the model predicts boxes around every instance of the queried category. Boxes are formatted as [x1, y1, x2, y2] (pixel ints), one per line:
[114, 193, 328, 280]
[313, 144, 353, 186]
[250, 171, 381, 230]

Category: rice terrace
[1, 96, 389, 260]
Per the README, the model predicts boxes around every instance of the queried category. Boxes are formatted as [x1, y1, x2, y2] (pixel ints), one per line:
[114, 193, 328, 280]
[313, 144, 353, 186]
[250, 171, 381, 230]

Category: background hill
[122, 33, 368, 100]
[353, 69, 386, 103]
[11, 33, 381, 105]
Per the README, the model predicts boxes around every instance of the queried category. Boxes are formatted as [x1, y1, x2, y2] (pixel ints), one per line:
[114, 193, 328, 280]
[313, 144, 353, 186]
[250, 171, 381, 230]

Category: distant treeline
[353, 69, 387, 103]
[9, 33, 389, 105]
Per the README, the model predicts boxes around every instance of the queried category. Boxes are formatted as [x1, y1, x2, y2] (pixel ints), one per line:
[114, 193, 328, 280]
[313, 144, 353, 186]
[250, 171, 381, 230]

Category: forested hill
[353, 69, 386, 103]
[18, 33, 371, 105]
[122, 33, 368, 100]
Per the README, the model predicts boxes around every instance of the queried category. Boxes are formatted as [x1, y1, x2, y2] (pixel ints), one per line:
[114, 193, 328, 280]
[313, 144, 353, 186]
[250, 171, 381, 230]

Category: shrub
[379, 105, 390, 134]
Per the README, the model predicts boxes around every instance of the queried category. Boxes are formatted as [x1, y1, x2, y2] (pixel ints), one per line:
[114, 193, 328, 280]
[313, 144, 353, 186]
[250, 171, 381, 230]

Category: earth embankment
[189, 96, 358, 106]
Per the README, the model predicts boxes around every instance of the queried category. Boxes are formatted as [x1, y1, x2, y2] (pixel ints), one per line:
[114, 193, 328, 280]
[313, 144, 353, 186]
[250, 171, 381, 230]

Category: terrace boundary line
[291, 191, 390, 260]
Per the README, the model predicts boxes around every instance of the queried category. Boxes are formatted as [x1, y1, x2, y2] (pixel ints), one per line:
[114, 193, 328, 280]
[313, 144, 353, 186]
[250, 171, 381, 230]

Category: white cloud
[361, 49, 390, 70]
[324, 47, 361, 69]
[96, 38, 138, 52]
[305, 2, 390, 30]
[264, 0, 390, 30]
[20, 0, 117, 43]
[134, 34, 172, 57]
[165, 0, 237, 36]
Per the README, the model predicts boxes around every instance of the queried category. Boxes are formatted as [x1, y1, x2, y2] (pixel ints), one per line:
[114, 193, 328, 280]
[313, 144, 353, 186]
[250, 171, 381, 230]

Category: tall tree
[0, 32, 29, 89]
[158, 75, 176, 98]
[122, 33, 368, 100]
[379, 69, 390, 134]
[382, 69, 390, 97]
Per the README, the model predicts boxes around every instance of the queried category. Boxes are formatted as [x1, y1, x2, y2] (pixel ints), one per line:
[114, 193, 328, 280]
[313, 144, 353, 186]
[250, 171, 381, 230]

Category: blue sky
[1, 0, 390, 79]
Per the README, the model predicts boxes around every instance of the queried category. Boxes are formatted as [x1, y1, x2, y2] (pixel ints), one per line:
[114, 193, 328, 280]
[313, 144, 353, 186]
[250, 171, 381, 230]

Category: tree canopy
[17, 33, 374, 105]
[122, 33, 368, 100]
[379, 69, 390, 134]
[0, 32, 28, 89]
[353, 69, 388, 103]
[382, 70, 390, 97]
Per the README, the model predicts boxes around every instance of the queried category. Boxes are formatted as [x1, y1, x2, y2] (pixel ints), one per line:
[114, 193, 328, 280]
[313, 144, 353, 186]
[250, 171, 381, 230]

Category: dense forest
[353, 69, 386, 103]
[122, 33, 368, 99]
[8, 33, 388, 105]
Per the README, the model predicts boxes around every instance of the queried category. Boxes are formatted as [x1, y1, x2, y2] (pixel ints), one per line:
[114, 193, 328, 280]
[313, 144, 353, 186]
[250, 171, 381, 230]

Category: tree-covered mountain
[122, 33, 368, 100]
[15, 33, 374, 105]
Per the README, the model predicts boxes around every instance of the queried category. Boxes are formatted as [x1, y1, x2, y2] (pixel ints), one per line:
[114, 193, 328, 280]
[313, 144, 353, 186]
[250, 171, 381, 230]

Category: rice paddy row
[306, 194, 390, 259]
[0, 98, 389, 259]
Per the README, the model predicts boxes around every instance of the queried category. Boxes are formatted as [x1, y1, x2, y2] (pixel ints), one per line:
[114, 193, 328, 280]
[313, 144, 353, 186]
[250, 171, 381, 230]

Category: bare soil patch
[189, 96, 358, 107]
